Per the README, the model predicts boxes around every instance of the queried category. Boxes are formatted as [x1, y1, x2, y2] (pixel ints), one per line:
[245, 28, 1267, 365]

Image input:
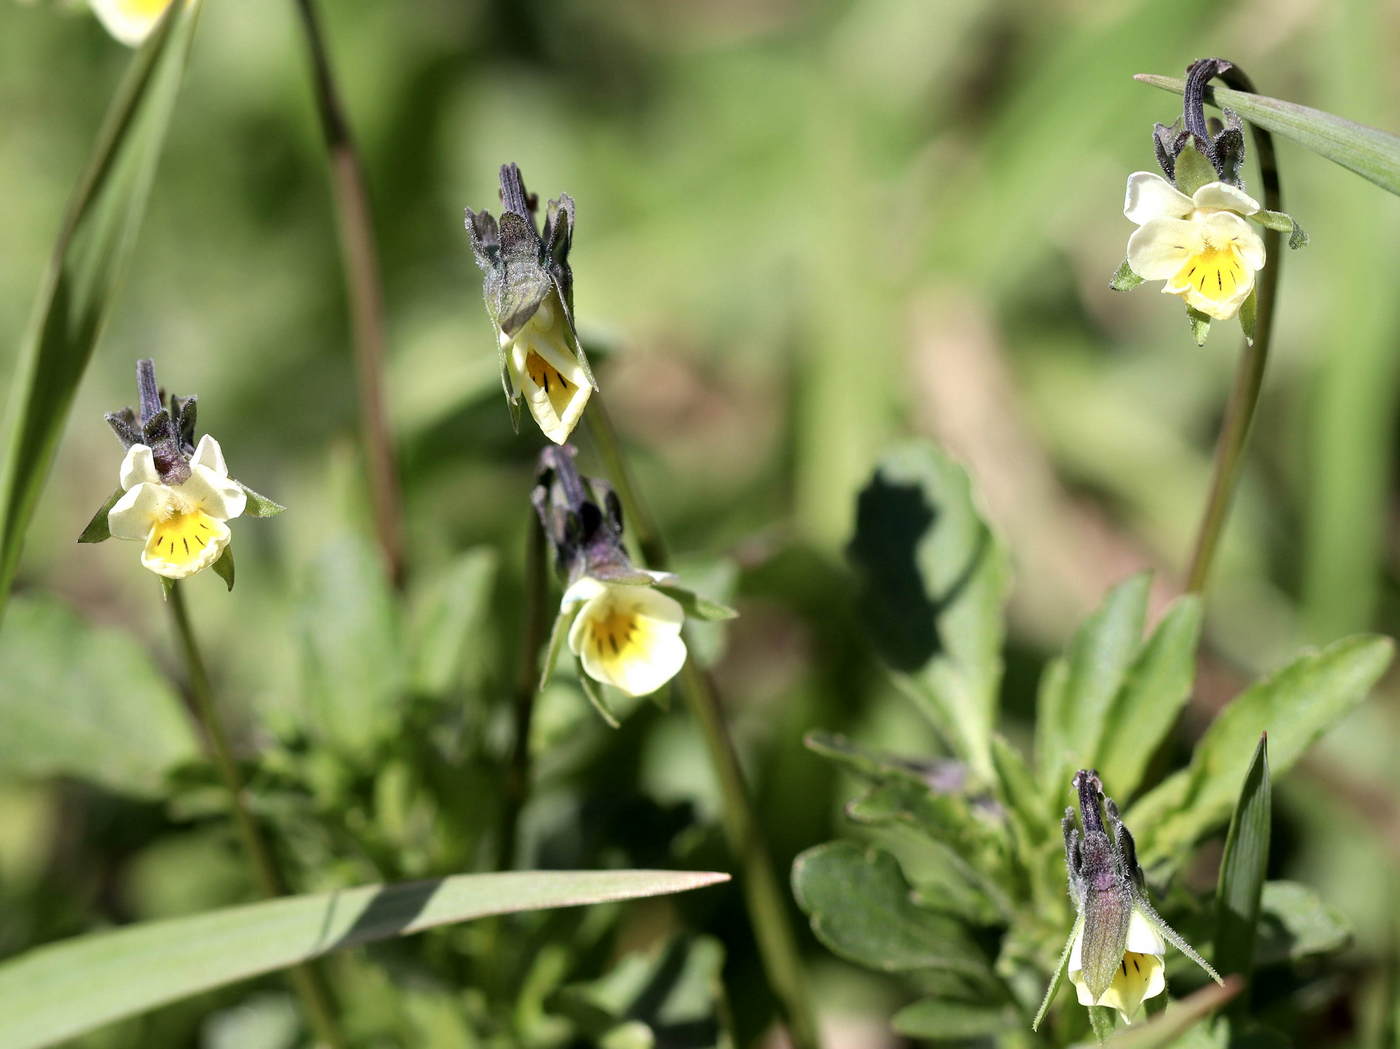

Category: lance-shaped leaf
[1129, 635, 1391, 868]
[0, 2, 202, 620]
[1214, 734, 1270, 1012]
[1137, 74, 1400, 197]
[0, 868, 728, 1049]
[848, 442, 1011, 776]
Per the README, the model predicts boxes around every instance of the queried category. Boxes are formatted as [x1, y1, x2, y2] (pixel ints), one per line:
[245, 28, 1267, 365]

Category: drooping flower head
[1034, 770, 1222, 1030]
[81, 359, 283, 586]
[1112, 58, 1306, 343]
[87, 0, 174, 47]
[466, 164, 596, 444]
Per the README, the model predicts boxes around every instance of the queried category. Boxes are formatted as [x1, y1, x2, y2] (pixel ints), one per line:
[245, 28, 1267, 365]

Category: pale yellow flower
[1067, 906, 1167, 1024]
[88, 0, 174, 47]
[1124, 171, 1266, 321]
[107, 436, 246, 579]
[500, 288, 592, 444]
[563, 576, 686, 697]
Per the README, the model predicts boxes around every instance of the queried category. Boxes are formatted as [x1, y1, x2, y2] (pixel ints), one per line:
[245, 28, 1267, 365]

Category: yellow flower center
[1174, 243, 1246, 303]
[587, 605, 646, 667]
[525, 350, 577, 419]
[118, 0, 173, 16]
[144, 509, 221, 567]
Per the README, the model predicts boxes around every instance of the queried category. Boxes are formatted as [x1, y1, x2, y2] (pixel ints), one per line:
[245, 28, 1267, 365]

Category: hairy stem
[584, 403, 820, 1049]
[1184, 63, 1283, 594]
[166, 582, 347, 1049]
[292, 0, 406, 590]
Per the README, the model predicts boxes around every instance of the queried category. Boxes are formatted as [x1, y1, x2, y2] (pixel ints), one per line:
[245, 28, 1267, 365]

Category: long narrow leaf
[0, 2, 202, 619]
[1214, 733, 1271, 1009]
[0, 868, 728, 1049]
[1137, 73, 1400, 196]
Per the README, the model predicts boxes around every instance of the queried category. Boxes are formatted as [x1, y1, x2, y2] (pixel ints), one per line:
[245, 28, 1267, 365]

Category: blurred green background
[2, 0, 1399, 1046]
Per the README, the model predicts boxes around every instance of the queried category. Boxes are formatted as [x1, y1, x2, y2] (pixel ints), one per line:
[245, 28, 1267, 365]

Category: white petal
[604, 630, 687, 697]
[1125, 907, 1166, 957]
[1067, 921, 1085, 977]
[180, 465, 247, 521]
[1124, 171, 1193, 224]
[119, 444, 160, 490]
[107, 483, 169, 541]
[1193, 181, 1261, 215]
[189, 434, 229, 476]
[88, 0, 172, 47]
[1126, 218, 1201, 280]
[1202, 211, 1266, 271]
[562, 577, 608, 612]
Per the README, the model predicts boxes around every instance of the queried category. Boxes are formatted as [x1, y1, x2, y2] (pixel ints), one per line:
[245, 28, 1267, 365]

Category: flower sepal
[1187, 306, 1212, 347]
[1109, 260, 1145, 292]
[78, 487, 127, 544]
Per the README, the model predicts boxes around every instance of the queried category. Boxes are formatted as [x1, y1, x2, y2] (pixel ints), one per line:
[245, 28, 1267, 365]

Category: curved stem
[292, 0, 407, 590]
[167, 582, 347, 1049]
[1183, 64, 1284, 594]
[584, 404, 821, 1049]
[498, 511, 549, 869]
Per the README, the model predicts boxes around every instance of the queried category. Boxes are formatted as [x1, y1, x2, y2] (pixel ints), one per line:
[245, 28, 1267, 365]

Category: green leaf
[0, 868, 728, 1049]
[791, 842, 989, 977]
[1173, 144, 1217, 196]
[298, 536, 404, 756]
[1072, 977, 1241, 1049]
[1033, 916, 1082, 1031]
[1252, 209, 1309, 249]
[892, 997, 1014, 1039]
[0, 596, 199, 797]
[577, 662, 621, 729]
[1129, 635, 1392, 868]
[848, 441, 1011, 775]
[1253, 881, 1351, 965]
[1239, 289, 1257, 345]
[77, 487, 124, 543]
[407, 547, 496, 696]
[1214, 734, 1270, 1008]
[1138, 73, 1400, 197]
[0, 3, 202, 620]
[991, 734, 1048, 847]
[538, 605, 574, 692]
[655, 585, 738, 622]
[1188, 306, 1212, 346]
[211, 545, 235, 592]
[1110, 259, 1145, 292]
[1094, 594, 1203, 800]
[237, 482, 286, 518]
[551, 935, 730, 1049]
[1035, 573, 1150, 794]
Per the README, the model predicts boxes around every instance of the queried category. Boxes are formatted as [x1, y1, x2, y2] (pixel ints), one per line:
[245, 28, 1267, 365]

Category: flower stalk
[499, 508, 549, 869]
[583, 403, 821, 1049]
[1180, 60, 1285, 593]
[166, 582, 347, 1049]
[291, 0, 406, 590]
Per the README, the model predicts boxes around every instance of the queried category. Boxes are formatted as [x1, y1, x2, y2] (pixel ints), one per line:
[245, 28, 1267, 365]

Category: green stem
[292, 0, 406, 591]
[1183, 64, 1284, 594]
[498, 511, 549, 869]
[166, 582, 347, 1049]
[584, 404, 821, 1049]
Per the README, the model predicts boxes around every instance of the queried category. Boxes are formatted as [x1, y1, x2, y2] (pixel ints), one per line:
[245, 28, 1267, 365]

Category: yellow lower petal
[141, 510, 229, 579]
[1168, 244, 1247, 304]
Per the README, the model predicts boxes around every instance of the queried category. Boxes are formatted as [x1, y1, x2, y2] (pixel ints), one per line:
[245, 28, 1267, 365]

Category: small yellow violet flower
[87, 0, 173, 47]
[82, 360, 283, 589]
[466, 163, 597, 445]
[1124, 172, 1265, 321]
[1034, 770, 1222, 1031]
[562, 574, 687, 698]
[108, 436, 245, 579]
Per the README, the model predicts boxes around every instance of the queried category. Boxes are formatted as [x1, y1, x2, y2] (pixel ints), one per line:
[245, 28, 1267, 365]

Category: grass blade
[1136, 73, 1400, 196]
[0, 868, 728, 1049]
[1214, 733, 1271, 1013]
[0, 2, 201, 618]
